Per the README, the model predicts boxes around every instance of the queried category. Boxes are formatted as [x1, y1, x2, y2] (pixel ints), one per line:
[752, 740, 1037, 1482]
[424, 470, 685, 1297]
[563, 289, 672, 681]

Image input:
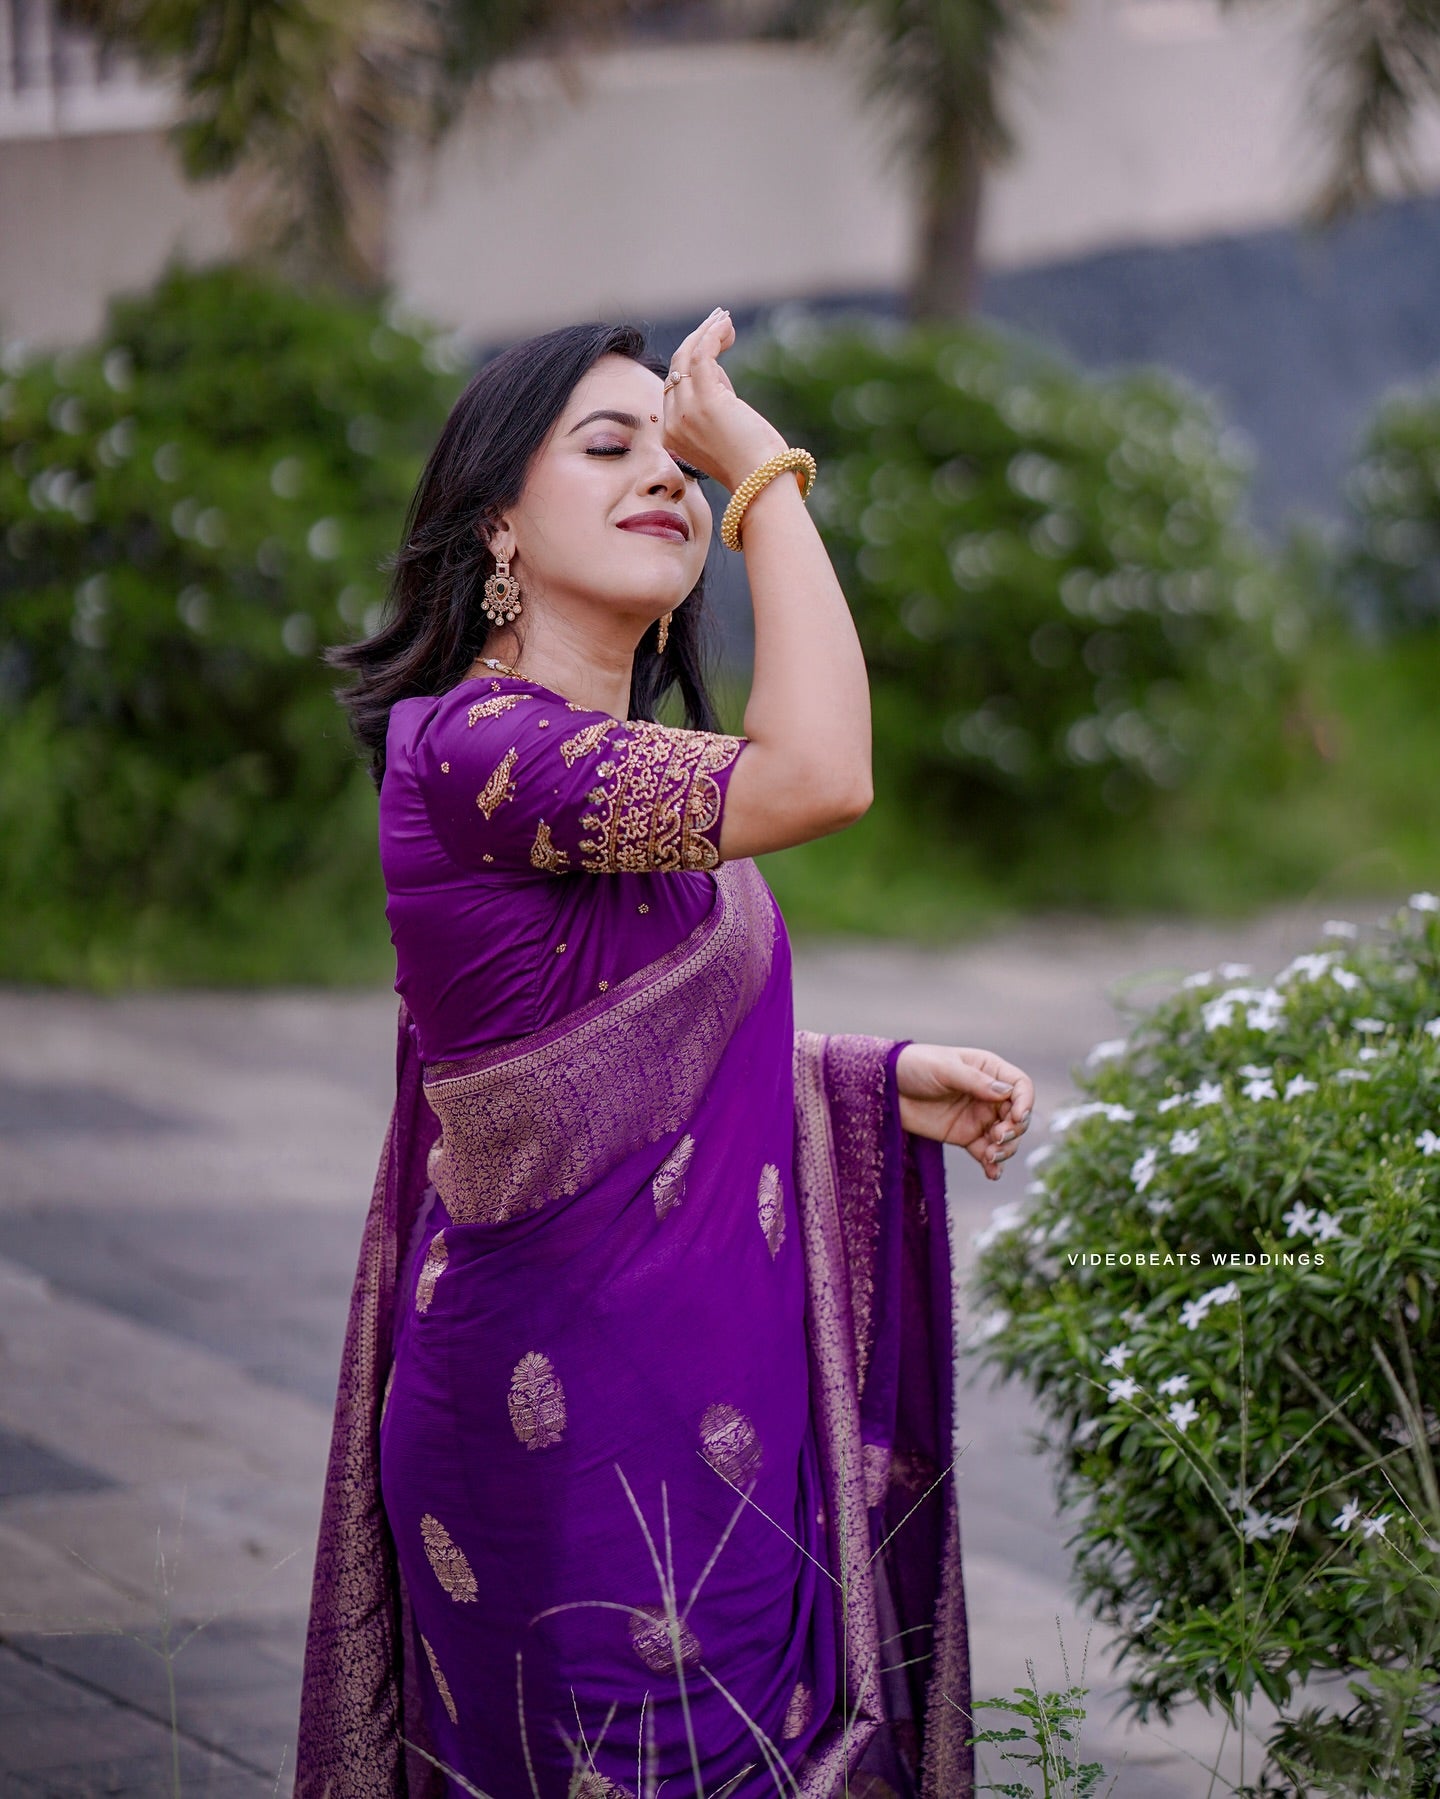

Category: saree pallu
[296, 859, 974, 1799]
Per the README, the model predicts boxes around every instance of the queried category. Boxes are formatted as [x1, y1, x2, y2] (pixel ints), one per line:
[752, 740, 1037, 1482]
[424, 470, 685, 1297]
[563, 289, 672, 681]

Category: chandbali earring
[481, 550, 522, 626]
[656, 610, 672, 654]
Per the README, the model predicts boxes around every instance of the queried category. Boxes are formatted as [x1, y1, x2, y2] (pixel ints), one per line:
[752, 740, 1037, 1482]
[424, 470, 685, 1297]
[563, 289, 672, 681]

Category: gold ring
[664, 369, 688, 390]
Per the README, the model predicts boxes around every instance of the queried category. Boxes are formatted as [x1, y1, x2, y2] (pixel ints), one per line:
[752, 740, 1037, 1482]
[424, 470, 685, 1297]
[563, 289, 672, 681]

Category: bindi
[649, 413, 659, 422]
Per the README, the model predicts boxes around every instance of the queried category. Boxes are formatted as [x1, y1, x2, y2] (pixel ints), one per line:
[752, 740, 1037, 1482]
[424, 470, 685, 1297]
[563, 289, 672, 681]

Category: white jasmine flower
[1131, 1146, 1159, 1193]
[1268, 1513, 1299, 1534]
[1239, 1063, 1271, 1077]
[1332, 1498, 1362, 1532]
[1073, 1416, 1105, 1445]
[1145, 1196, 1175, 1217]
[1157, 1374, 1190, 1397]
[1202, 988, 1275, 1032]
[1324, 920, 1359, 939]
[1087, 1038, 1128, 1065]
[1051, 1100, 1136, 1133]
[1335, 1067, 1371, 1082]
[1425, 1019, 1440, 1041]
[1101, 1343, 1133, 1370]
[1170, 1128, 1201, 1155]
[1205, 1281, 1239, 1307]
[1284, 1075, 1318, 1099]
[1283, 1201, 1316, 1238]
[1025, 1143, 1056, 1169]
[1106, 1376, 1140, 1404]
[1360, 1513, 1392, 1539]
[1280, 951, 1338, 985]
[972, 1203, 1025, 1251]
[1219, 962, 1252, 979]
[1311, 1210, 1343, 1243]
[1182, 969, 1215, 990]
[1246, 991, 1285, 1031]
[1409, 892, 1440, 913]
[1167, 1398, 1200, 1433]
[1357, 1047, 1381, 1062]
[967, 1308, 1011, 1347]
[1156, 1093, 1187, 1114]
[1353, 1018, 1387, 1033]
[1194, 1080, 1224, 1107]
[1240, 1508, 1276, 1541]
[1416, 1129, 1440, 1155]
[1243, 1076, 1278, 1102]
[1133, 1597, 1163, 1630]
[1180, 1297, 1211, 1331]
[1332, 968, 1362, 992]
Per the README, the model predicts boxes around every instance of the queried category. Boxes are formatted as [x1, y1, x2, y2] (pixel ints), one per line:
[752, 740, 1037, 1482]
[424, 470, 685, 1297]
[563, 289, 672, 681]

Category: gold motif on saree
[508, 1351, 567, 1449]
[415, 1232, 448, 1314]
[423, 860, 776, 1226]
[570, 1775, 632, 1799]
[757, 1162, 786, 1258]
[560, 720, 619, 765]
[862, 1441, 892, 1510]
[699, 1402, 763, 1487]
[782, 1679, 814, 1740]
[652, 1134, 695, 1220]
[475, 746, 518, 820]
[468, 692, 530, 727]
[421, 1634, 458, 1724]
[420, 1514, 477, 1602]
[627, 1603, 702, 1674]
[530, 820, 570, 872]
[576, 721, 744, 874]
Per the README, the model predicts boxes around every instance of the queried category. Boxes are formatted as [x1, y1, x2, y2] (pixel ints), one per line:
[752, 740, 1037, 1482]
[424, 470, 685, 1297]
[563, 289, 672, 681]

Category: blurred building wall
[7, 0, 1440, 352]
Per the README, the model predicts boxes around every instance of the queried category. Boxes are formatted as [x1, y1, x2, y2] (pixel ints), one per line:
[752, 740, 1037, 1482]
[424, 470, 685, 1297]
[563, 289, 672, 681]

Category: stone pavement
[0, 899, 1376, 1797]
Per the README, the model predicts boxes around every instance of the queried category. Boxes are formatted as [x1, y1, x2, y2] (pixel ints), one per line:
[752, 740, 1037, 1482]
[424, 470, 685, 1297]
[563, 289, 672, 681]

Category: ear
[474, 509, 515, 562]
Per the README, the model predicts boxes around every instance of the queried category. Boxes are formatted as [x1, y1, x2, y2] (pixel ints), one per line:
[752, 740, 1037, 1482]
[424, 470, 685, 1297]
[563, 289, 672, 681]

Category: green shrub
[1343, 379, 1440, 633]
[0, 261, 463, 983]
[968, 899, 1440, 1793]
[735, 312, 1306, 864]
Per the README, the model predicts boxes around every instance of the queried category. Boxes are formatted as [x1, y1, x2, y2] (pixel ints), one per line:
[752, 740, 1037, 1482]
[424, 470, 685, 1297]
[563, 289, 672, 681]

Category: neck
[483, 608, 641, 722]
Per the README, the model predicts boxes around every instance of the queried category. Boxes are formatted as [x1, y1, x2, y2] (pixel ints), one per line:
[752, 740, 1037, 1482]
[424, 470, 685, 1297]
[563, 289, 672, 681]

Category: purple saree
[296, 677, 973, 1799]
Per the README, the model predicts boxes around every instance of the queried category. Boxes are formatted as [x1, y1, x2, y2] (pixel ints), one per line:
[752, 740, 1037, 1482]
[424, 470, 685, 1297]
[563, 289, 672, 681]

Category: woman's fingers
[668, 307, 728, 380]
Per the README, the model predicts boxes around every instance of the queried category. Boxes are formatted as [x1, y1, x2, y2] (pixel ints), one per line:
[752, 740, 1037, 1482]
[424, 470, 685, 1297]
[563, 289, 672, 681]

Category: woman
[296, 308, 1034, 1799]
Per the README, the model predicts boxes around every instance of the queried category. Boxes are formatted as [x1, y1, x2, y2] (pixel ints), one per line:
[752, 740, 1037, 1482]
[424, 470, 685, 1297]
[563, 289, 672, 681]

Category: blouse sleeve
[415, 683, 748, 876]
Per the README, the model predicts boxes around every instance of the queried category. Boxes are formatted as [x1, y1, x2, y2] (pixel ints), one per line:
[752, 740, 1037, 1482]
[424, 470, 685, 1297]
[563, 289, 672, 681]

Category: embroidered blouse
[381, 674, 749, 1063]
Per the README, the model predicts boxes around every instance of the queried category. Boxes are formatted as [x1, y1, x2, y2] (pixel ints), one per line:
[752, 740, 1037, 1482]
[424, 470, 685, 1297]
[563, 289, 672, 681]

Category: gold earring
[656, 610, 672, 654]
[482, 551, 521, 626]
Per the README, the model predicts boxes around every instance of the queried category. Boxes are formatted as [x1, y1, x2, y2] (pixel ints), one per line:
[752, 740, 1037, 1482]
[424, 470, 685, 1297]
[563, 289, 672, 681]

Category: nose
[636, 432, 687, 500]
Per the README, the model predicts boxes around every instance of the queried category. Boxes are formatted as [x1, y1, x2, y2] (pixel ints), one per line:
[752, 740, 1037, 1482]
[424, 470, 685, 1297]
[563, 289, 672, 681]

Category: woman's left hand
[894, 1042, 1035, 1181]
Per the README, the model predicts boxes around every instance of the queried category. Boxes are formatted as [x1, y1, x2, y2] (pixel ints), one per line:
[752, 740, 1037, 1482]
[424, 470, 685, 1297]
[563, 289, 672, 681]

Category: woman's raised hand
[662, 307, 787, 493]
[894, 1043, 1035, 1182]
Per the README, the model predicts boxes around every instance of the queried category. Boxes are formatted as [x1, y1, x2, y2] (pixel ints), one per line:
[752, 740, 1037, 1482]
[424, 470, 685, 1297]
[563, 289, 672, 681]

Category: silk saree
[295, 678, 974, 1799]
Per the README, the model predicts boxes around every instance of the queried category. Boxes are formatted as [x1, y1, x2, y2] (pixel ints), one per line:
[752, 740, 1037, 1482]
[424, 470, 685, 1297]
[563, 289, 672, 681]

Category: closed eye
[586, 443, 708, 482]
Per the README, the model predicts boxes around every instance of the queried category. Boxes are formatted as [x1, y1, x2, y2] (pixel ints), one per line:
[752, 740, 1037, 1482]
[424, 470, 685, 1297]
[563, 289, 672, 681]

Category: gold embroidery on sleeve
[420, 1514, 477, 1601]
[699, 1402, 763, 1486]
[415, 1232, 448, 1313]
[652, 1134, 695, 1220]
[529, 820, 570, 871]
[467, 692, 531, 727]
[560, 719, 619, 765]
[421, 1634, 459, 1724]
[475, 746, 518, 819]
[576, 723, 744, 873]
[757, 1162, 786, 1258]
[628, 1603, 702, 1674]
[508, 1351, 567, 1449]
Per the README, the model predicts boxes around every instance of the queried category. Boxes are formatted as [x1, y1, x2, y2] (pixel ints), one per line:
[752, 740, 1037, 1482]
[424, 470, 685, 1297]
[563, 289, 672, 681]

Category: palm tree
[59, 0, 1440, 313]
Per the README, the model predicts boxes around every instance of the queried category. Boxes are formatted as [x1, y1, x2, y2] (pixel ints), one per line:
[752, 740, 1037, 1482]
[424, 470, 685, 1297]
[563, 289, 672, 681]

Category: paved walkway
[0, 898, 1376, 1796]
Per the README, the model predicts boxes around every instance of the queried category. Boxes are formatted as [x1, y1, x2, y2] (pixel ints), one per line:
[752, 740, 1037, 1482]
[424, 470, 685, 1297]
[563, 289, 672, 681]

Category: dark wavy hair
[328, 321, 723, 786]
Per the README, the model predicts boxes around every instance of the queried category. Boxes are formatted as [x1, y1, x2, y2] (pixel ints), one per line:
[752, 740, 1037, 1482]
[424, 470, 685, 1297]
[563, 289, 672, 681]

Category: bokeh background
[2, 3, 1440, 1795]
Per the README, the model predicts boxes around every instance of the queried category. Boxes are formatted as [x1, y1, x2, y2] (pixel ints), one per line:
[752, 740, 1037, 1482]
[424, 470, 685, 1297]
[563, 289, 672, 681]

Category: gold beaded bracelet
[719, 448, 818, 553]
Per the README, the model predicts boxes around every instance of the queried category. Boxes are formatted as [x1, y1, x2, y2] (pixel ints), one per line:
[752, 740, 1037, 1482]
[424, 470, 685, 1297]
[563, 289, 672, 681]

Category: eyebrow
[565, 408, 644, 435]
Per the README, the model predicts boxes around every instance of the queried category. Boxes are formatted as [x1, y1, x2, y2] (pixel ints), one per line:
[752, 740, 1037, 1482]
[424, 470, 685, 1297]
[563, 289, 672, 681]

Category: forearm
[735, 469, 873, 821]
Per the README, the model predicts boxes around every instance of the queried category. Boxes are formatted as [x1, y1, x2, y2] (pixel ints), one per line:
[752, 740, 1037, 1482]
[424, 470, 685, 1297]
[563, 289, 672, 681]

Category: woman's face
[493, 354, 711, 630]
